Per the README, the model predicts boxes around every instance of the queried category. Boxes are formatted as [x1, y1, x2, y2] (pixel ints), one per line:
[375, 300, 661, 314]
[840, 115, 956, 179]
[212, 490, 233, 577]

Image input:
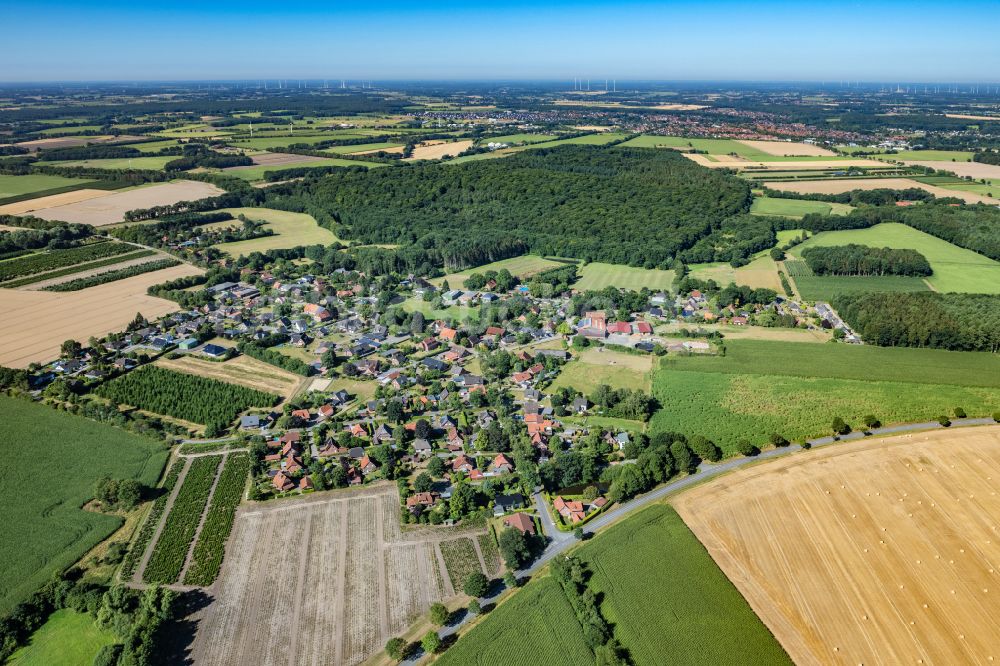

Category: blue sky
[2, 0, 999, 82]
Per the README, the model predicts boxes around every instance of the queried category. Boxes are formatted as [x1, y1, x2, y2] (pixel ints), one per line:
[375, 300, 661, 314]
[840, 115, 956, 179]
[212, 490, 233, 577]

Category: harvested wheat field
[737, 140, 837, 157]
[29, 180, 224, 225]
[190, 485, 480, 666]
[674, 425, 1000, 666]
[895, 159, 1000, 180]
[0, 189, 112, 216]
[0, 263, 201, 367]
[946, 113, 1000, 121]
[405, 139, 474, 161]
[239, 152, 327, 167]
[15, 135, 144, 151]
[684, 154, 884, 170]
[156, 354, 304, 402]
[765, 177, 998, 204]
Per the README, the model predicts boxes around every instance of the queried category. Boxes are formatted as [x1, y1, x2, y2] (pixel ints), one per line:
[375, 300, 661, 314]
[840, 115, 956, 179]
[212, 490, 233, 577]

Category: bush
[735, 440, 759, 457]
[429, 601, 449, 626]
[768, 433, 789, 447]
[994, 411, 1000, 423]
[421, 630, 442, 655]
[800, 441, 812, 450]
[463, 572, 488, 598]
[954, 407, 967, 418]
[831, 417, 851, 436]
[938, 415, 952, 427]
[863, 414, 881, 429]
[385, 637, 406, 662]
[503, 571, 519, 589]
[468, 599, 482, 615]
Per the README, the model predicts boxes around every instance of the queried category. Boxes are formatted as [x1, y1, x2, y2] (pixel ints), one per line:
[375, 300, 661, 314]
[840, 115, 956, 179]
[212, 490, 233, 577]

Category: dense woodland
[263, 146, 752, 269]
[801, 244, 932, 276]
[834, 292, 1000, 353]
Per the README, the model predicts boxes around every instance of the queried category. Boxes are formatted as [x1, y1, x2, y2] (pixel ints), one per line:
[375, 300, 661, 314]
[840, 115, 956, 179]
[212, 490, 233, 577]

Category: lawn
[0, 396, 168, 613]
[750, 196, 854, 218]
[400, 295, 480, 323]
[0, 173, 93, 199]
[430, 255, 565, 287]
[440, 504, 790, 666]
[788, 222, 1000, 294]
[39, 156, 176, 170]
[549, 348, 653, 394]
[211, 207, 339, 255]
[222, 157, 381, 181]
[435, 577, 595, 666]
[688, 254, 782, 291]
[574, 262, 674, 292]
[8, 609, 116, 666]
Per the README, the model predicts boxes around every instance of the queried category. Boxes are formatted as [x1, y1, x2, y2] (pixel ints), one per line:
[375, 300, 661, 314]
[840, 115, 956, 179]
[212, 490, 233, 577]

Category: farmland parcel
[675, 426, 1000, 666]
[27, 180, 224, 226]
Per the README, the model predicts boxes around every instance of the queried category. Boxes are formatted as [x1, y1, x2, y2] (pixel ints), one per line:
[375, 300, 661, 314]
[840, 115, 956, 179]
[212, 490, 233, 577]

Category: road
[400, 417, 997, 664]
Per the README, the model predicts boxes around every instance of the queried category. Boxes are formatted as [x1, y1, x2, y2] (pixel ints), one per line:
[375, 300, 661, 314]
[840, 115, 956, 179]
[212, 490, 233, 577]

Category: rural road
[401, 416, 998, 664]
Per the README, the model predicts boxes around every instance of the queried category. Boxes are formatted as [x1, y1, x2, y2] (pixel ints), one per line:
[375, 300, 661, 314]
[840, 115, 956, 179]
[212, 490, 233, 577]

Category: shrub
[385, 637, 406, 662]
[422, 630, 442, 655]
[735, 440, 759, 457]
[954, 407, 967, 418]
[463, 572, 488, 598]
[831, 417, 851, 436]
[938, 415, 952, 427]
[863, 414, 881, 429]
[468, 599, 482, 615]
[768, 433, 789, 447]
[429, 602, 449, 626]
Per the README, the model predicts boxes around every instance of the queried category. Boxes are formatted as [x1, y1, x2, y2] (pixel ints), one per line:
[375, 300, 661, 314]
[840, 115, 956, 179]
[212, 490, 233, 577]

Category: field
[441, 503, 789, 666]
[27, 180, 224, 226]
[737, 139, 837, 157]
[439, 536, 488, 592]
[674, 426, 1000, 666]
[650, 340, 1000, 450]
[429, 255, 564, 287]
[190, 485, 467, 666]
[549, 347, 653, 394]
[482, 133, 558, 145]
[788, 222, 1000, 294]
[405, 139, 474, 161]
[209, 207, 338, 255]
[574, 261, 674, 291]
[688, 254, 783, 291]
[836, 147, 975, 161]
[790, 274, 931, 300]
[0, 188, 112, 216]
[749, 196, 853, 218]
[687, 155, 885, 170]
[657, 321, 830, 343]
[155, 353, 303, 402]
[0, 262, 202, 367]
[764, 177, 999, 205]
[893, 159, 1000, 180]
[620, 135, 842, 161]
[223, 134, 369, 150]
[7, 609, 116, 666]
[0, 173, 92, 199]
[222, 157, 380, 181]
[322, 141, 404, 155]
[41, 156, 176, 170]
[0, 395, 167, 613]
[524, 133, 629, 150]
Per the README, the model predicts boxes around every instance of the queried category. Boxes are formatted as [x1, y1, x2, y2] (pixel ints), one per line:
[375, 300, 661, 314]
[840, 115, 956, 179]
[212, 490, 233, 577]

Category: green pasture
[210, 207, 339, 255]
[574, 262, 675, 292]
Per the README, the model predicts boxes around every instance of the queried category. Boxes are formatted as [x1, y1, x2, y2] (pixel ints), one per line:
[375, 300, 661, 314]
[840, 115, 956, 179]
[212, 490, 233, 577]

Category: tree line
[801, 244, 932, 276]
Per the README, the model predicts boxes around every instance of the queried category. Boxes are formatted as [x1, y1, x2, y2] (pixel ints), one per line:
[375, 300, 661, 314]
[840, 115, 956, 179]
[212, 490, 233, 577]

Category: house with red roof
[503, 512, 536, 535]
[272, 471, 294, 492]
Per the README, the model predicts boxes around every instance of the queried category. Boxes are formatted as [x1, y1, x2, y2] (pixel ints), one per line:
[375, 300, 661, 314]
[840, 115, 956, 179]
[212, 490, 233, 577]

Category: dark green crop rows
[120, 457, 184, 581]
[183, 453, 250, 586]
[43, 257, 179, 291]
[0, 240, 138, 282]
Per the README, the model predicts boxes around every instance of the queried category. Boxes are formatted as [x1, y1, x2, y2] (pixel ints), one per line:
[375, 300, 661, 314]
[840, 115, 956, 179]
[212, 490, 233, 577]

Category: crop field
[523, 132, 629, 150]
[0, 395, 167, 613]
[120, 459, 183, 581]
[737, 139, 837, 157]
[223, 157, 380, 181]
[0, 262, 202, 368]
[0, 173, 92, 199]
[915, 175, 1000, 198]
[788, 222, 1000, 294]
[0, 240, 140, 283]
[190, 485, 463, 666]
[688, 254, 783, 291]
[749, 196, 853, 217]
[97, 365, 279, 429]
[440, 536, 488, 592]
[657, 321, 831, 343]
[40, 156, 176, 170]
[650, 351, 1000, 450]
[483, 133, 558, 145]
[405, 139, 474, 160]
[0, 188, 113, 215]
[155, 353, 303, 402]
[435, 577, 595, 666]
[430, 255, 564, 287]
[664, 339, 1000, 389]
[549, 347, 653, 394]
[892, 159, 1000, 180]
[142, 455, 222, 584]
[184, 453, 250, 586]
[764, 177, 999, 205]
[791, 274, 930, 300]
[130, 139, 181, 153]
[210, 207, 338, 254]
[27, 180, 223, 226]
[674, 426, 1000, 666]
[619, 135, 841, 161]
[322, 141, 404, 154]
[225, 134, 369, 150]
[574, 261, 674, 291]
[7, 609, 116, 666]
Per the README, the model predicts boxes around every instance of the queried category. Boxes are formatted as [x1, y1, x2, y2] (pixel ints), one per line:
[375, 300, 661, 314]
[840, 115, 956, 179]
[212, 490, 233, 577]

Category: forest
[834, 292, 1000, 353]
[263, 145, 752, 269]
[801, 244, 932, 276]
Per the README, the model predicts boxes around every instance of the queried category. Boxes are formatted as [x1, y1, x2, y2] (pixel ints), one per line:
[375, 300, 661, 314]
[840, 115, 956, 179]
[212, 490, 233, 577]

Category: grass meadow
[788, 222, 1000, 294]
[548, 348, 653, 394]
[688, 254, 783, 291]
[321, 141, 403, 154]
[430, 255, 564, 287]
[8, 609, 116, 666]
[0, 173, 93, 199]
[40, 156, 176, 170]
[0, 396, 168, 613]
[223, 157, 381, 181]
[750, 196, 854, 218]
[482, 133, 558, 145]
[574, 262, 674, 291]
[619, 135, 846, 162]
[210, 207, 338, 255]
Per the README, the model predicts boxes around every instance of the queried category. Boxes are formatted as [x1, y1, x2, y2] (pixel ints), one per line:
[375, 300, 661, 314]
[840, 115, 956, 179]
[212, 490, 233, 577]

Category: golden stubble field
[405, 139, 474, 161]
[674, 426, 1000, 666]
[0, 262, 202, 367]
[155, 354, 305, 402]
[765, 176, 999, 204]
[191, 485, 487, 666]
[28, 180, 223, 225]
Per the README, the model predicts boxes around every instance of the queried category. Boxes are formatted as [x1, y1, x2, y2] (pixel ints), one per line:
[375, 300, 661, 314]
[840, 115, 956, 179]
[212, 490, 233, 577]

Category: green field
[0, 173, 93, 198]
[436, 577, 595, 666]
[651, 340, 1000, 450]
[549, 348, 653, 394]
[224, 134, 369, 150]
[40, 156, 176, 170]
[914, 175, 1000, 198]
[482, 133, 559, 145]
[128, 139, 182, 153]
[321, 141, 403, 154]
[33, 125, 102, 136]
[430, 255, 565, 287]
[211, 207, 339, 254]
[0, 396, 168, 613]
[837, 147, 975, 161]
[520, 132, 630, 150]
[619, 135, 848, 162]
[400, 295, 480, 322]
[441, 504, 789, 666]
[574, 262, 674, 291]
[788, 222, 1000, 293]
[791, 274, 930, 300]
[223, 157, 381, 181]
[8, 609, 116, 666]
[750, 196, 853, 218]
[688, 253, 782, 292]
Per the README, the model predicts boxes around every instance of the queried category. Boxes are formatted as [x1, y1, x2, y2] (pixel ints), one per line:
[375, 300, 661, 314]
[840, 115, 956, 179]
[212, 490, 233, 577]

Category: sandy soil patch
[684, 154, 885, 170]
[405, 140, 474, 161]
[0, 189, 111, 216]
[156, 354, 303, 402]
[190, 485, 473, 666]
[896, 160, 1000, 180]
[764, 177, 998, 204]
[675, 425, 1000, 666]
[0, 262, 202, 367]
[28, 180, 223, 226]
[945, 113, 1000, 121]
[737, 140, 837, 157]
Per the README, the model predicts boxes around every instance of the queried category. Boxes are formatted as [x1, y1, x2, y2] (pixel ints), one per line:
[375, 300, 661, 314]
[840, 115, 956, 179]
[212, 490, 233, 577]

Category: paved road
[400, 417, 997, 664]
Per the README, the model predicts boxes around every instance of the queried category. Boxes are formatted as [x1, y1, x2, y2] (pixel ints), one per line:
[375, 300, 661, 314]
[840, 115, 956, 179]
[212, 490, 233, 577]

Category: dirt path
[134, 456, 191, 584]
[434, 544, 455, 597]
[178, 453, 227, 583]
[332, 503, 350, 666]
[471, 536, 489, 576]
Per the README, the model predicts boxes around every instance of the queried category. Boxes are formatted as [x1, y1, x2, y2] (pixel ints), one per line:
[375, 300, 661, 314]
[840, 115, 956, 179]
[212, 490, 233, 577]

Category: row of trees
[801, 244, 932, 276]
